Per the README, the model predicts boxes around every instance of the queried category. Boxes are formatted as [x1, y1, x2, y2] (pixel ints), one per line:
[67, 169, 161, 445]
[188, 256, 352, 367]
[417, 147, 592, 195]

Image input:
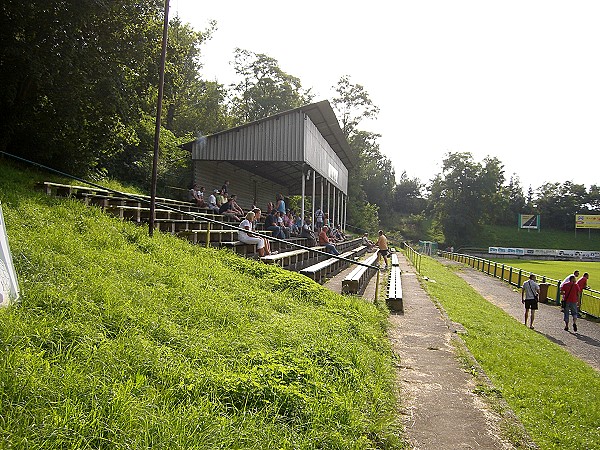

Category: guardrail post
[493, 262, 497, 278]
[375, 268, 380, 302]
[555, 280, 561, 305]
[509, 267, 513, 286]
[518, 269, 522, 288]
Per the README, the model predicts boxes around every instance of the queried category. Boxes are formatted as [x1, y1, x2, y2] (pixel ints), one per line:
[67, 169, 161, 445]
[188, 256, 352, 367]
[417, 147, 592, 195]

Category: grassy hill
[468, 224, 600, 251]
[0, 161, 403, 449]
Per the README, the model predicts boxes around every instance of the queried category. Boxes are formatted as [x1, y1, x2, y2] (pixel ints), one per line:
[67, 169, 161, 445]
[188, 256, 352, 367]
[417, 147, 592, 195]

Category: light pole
[149, 0, 170, 237]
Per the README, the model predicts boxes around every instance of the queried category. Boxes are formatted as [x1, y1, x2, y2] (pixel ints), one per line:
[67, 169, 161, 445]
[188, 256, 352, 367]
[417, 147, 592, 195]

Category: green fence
[439, 251, 600, 318]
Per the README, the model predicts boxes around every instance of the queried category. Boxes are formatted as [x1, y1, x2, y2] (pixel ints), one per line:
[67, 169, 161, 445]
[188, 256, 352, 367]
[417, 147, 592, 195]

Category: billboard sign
[575, 214, 600, 229]
[519, 214, 540, 229]
[0, 203, 20, 306]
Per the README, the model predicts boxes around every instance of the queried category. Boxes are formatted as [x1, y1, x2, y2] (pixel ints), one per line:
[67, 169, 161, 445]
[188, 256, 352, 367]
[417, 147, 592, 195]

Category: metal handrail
[1, 151, 379, 271]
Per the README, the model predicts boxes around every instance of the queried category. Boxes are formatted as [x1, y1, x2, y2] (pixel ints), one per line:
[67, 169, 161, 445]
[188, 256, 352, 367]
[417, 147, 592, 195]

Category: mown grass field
[0, 161, 404, 449]
[488, 259, 600, 284]
[418, 256, 600, 450]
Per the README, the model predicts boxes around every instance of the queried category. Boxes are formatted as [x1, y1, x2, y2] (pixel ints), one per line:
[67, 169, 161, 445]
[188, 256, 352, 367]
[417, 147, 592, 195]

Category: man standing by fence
[521, 273, 540, 329]
[561, 276, 581, 332]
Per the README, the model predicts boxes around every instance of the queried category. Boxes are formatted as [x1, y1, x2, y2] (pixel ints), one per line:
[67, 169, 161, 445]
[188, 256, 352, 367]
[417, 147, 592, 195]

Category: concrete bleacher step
[300, 245, 368, 284]
[342, 252, 379, 295]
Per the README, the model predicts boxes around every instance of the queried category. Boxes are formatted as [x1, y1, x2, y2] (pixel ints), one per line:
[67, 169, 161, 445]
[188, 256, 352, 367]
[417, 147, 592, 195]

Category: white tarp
[0, 203, 20, 305]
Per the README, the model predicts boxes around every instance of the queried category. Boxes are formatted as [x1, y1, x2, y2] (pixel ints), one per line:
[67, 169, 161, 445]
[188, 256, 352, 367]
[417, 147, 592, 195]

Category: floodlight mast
[149, 0, 170, 237]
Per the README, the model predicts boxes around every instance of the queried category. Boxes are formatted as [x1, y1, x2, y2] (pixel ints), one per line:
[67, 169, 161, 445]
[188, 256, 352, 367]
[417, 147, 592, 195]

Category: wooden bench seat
[105, 205, 190, 222]
[300, 245, 367, 284]
[341, 253, 379, 295]
[386, 266, 403, 312]
[335, 237, 362, 253]
[77, 192, 215, 215]
[260, 246, 326, 270]
[178, 229, 272, 245]
[37, 181, 111, 197]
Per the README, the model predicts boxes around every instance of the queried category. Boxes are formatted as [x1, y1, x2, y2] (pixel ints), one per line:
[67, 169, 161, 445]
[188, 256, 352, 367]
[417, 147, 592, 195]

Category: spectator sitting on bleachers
[286, 211, 299, 236]
[362, 233, 376, 251]
[300, 217, 317, 247]
[275, 193, 286, 214]
[216, 190, 226, 207]
[188, 183, 204, 206]
[239, 211, 272, 257]
[195, 186, 208, 208]
[229, 194, 244, 217]
[251, 208, 262, 228]
[319, 226, 339, 255]
[266, 201, 274, 215]
[331, 227, 345, 241]
[265, 210, 285, 239]
[221, 180, 229, 196]
[207, 189, 220, 213]
[276, 211, 291, 238]
[219, 195, 241, 221]
[293, 214, 303, 234]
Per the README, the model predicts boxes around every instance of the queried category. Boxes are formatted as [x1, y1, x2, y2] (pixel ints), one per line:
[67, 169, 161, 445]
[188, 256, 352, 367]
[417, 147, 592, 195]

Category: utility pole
[149, 0, 170, 237]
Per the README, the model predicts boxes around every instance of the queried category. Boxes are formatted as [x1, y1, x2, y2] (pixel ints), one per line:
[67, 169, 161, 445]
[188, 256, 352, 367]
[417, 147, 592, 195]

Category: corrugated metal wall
[303, 117, 348, 193]
[194, 161, 287, 212]
[194, 112, 304, 162]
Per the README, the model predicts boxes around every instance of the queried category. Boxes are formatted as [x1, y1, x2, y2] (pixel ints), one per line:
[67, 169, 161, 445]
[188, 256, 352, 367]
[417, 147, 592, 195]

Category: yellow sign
[575, 214, 600, 229]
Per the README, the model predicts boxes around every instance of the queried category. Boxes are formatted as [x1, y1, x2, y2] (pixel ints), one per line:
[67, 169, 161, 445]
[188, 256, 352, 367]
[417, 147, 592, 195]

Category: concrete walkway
[325, 253, 525, 449]
[323, 251, 600, 448]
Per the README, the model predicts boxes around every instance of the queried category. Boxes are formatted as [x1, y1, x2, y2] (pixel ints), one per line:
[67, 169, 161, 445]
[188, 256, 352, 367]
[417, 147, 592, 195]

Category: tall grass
[0, 161, 404, 449]
[419, 256, 600, 450]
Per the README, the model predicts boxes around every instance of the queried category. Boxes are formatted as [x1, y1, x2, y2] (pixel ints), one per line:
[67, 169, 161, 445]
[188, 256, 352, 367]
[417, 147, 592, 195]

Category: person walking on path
[376, 230, 389, 269]
[521, 273, 540, 329]
[576, 272, 589, 317]
[561, 275, 581, 332]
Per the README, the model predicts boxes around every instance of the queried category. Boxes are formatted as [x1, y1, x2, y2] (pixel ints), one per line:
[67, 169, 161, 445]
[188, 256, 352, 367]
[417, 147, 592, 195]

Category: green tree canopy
[228, 48, 313, 124]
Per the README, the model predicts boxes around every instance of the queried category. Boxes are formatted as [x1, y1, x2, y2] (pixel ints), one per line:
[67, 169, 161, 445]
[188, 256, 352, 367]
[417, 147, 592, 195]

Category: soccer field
[489, 259, 600, 283]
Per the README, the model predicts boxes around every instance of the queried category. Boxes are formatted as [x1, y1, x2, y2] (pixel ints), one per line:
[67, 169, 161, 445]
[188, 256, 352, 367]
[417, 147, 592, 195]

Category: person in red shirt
[561, 275, 581, 332]
[318, 226, 339, 255]
[576, 273, 589, 318]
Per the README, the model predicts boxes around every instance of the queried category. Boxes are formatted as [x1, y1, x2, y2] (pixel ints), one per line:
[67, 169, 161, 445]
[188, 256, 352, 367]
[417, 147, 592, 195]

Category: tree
[495, 175, 526, 226]
[228, 48, 313, 124]
[0, 0, 167, 174]
[393, 171, 426, 215]
[331, 75, 379, 138]
[429, 152, 502, 246]
[535, 181, 589, 231]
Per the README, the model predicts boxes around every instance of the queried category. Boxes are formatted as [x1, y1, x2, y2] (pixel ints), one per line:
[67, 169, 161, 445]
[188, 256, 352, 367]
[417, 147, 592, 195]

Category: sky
[173, 0, 599, 191]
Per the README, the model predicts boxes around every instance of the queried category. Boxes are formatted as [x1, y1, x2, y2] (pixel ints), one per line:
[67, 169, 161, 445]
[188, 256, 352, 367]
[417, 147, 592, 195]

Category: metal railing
[439, 250, 600, 318]
[403, 242, 422, 274]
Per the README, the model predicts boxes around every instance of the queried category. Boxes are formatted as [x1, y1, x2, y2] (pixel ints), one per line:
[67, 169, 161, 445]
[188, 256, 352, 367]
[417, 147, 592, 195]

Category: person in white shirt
[207, 189, 219, 213]
[561, 270, 580, 287]
[238, 211, 272, 257]
[521, 273, 540, 329]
